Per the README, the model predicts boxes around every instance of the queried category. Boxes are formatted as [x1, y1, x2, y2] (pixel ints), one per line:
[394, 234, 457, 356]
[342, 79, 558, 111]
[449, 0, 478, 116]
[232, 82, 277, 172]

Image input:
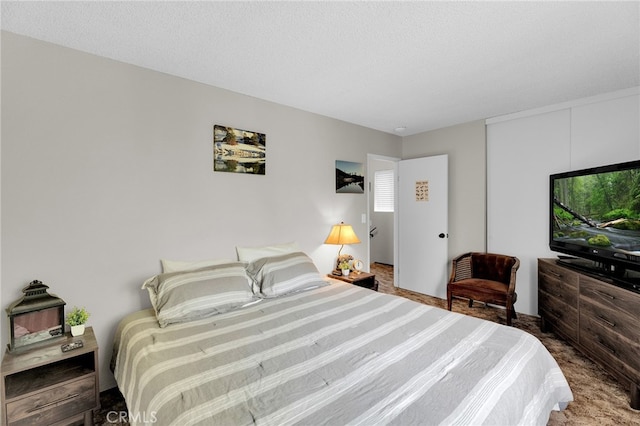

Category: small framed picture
[416, 180, 429, 201]
[335, 160, 364, 193]
[213, 125, 266, 175]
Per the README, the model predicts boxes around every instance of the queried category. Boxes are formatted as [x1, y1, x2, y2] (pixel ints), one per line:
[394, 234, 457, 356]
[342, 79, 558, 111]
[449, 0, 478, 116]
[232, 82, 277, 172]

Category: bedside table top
[2, 327, 98, 375]
[328, 272, 374, 283]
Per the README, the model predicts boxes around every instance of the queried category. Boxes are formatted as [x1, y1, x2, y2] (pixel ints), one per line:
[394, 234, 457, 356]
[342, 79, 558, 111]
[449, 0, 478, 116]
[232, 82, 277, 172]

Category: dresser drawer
[539, 266, 578, 308]
[539, 261, 579, 288]
[580, 276, 640, 322]
[539, 289, 578, 341]
[6, 374, 96, 425]
[580, 297, 640, 344]
[580, 313, 640, 380]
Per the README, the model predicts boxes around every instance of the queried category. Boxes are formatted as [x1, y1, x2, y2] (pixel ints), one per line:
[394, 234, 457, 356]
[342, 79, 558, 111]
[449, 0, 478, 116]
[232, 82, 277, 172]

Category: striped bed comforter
[112, 279, 572, 426]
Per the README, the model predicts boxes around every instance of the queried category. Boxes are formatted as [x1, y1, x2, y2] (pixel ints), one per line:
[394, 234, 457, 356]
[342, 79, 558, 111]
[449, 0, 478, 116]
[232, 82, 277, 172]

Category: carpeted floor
[95, 263, 639, 425]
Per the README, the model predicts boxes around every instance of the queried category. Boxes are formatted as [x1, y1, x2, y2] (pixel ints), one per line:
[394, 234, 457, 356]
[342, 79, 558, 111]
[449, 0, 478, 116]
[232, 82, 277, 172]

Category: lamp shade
[324, 222, 361, 245]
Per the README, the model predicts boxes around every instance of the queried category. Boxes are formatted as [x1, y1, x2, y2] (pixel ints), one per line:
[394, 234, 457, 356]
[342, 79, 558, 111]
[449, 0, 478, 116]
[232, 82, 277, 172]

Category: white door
[397, 155, 448, 298]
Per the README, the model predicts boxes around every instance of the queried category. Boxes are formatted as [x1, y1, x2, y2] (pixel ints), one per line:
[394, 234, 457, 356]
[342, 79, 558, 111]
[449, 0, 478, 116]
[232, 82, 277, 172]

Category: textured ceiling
[2, 1, 639, 136]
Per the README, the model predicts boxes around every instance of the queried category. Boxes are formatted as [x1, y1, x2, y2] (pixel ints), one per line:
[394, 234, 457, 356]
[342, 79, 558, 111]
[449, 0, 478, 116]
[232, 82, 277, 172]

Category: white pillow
[236, 241, 300, 263]
[161, 258, 233, 273]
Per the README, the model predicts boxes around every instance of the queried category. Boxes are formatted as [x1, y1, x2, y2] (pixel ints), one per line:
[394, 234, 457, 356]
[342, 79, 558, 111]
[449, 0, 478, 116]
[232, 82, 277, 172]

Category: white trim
[367, 153, 400, 163]
[367, 154, 400, 286]
[486, 87, 640, 125]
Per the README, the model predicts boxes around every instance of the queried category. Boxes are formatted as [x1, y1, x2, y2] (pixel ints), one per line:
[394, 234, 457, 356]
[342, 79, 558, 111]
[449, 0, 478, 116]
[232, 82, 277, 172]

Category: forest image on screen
[553, 168, 640, 260]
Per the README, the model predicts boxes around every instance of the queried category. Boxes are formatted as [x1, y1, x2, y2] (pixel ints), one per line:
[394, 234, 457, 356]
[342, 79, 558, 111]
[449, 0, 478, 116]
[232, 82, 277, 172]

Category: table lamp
[324, 222, 361, 275]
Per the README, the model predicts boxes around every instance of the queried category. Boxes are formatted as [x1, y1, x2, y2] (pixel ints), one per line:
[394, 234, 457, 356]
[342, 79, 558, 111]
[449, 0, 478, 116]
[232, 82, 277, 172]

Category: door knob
[438, 233, 448, 238]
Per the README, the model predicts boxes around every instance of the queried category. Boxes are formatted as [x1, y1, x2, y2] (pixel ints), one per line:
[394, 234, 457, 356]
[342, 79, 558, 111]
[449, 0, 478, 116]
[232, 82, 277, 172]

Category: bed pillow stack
[142, 261, 256, 327]
[145, 242, 329, 327]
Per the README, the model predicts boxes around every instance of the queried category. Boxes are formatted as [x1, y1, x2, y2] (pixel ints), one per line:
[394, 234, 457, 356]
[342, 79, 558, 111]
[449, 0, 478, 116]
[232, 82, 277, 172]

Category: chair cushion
[448, 278, 510, 304]
[451, 277, 507, 292]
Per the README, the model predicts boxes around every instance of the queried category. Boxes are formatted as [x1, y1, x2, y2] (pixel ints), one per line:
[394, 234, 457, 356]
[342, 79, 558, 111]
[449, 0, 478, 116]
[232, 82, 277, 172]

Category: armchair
[446, 252, 520, 326]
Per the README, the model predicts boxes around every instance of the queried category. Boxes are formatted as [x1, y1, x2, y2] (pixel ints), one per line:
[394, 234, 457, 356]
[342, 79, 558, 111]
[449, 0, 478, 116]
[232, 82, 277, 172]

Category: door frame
[366, 153, 400, 286]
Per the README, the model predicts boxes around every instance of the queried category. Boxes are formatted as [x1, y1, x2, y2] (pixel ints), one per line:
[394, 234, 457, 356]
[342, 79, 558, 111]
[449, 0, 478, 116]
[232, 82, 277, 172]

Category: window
[374, 169, 394, 212]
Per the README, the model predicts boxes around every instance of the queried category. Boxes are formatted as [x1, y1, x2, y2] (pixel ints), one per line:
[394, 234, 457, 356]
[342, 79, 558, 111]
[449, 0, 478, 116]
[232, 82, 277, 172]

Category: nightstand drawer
[6, 375, 96, 425]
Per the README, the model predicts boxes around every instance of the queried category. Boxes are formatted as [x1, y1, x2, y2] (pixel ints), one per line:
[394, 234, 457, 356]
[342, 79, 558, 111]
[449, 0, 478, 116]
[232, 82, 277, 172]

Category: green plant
[66, 306, 90, 326]
[338, 260, 350, 270]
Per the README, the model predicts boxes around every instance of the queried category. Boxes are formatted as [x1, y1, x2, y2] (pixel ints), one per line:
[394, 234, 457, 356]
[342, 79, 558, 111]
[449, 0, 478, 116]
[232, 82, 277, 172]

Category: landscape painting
[335, 160, 364, 193]
[213, 125, 266, 175]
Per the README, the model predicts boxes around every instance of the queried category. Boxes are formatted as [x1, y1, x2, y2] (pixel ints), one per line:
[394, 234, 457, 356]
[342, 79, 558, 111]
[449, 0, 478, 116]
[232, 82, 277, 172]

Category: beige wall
[402, 120, 487, 259]
[0, 32, 401, 390]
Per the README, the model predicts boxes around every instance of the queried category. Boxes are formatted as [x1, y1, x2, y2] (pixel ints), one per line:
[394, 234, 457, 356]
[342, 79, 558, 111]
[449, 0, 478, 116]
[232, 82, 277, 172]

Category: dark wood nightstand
[1, 327, 100, 425]
[329, 272, 378, 291]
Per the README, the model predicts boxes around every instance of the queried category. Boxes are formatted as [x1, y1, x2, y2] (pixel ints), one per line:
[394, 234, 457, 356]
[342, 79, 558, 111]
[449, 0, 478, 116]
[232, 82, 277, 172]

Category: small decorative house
[6, 280, 66, 352]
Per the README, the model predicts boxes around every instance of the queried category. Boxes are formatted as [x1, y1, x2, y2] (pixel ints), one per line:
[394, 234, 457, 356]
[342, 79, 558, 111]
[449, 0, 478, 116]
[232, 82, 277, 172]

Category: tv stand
[538, 259, 640, 409]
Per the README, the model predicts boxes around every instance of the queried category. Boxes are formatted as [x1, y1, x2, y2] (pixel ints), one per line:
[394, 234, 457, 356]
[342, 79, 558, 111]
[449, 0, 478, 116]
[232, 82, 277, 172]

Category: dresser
[1, 327, 100, 425]
[538, 259, 640, 409]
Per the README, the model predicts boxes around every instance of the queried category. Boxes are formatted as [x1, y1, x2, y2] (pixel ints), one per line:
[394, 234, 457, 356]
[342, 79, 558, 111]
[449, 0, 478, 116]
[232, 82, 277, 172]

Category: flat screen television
[550, 160, 640, 289]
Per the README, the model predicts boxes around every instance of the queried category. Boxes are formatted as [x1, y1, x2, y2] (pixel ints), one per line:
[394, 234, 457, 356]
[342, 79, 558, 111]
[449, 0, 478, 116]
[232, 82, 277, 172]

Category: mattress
[112, 279, 572, 425]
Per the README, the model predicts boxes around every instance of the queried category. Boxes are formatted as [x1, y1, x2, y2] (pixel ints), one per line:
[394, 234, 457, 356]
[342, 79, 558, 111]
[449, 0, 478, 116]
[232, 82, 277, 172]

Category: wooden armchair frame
[446, 252, 520, 326]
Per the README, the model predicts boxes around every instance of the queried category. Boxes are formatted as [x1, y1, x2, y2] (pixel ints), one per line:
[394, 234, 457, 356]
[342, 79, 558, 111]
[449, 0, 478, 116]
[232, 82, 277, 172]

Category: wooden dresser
[1, 327, 100, 425]
[538, 258, 640, 409]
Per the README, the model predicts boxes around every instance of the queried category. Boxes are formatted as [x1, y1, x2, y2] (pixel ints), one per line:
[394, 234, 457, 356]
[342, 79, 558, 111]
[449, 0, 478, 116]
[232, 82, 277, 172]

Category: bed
[111, 251, 572, 425]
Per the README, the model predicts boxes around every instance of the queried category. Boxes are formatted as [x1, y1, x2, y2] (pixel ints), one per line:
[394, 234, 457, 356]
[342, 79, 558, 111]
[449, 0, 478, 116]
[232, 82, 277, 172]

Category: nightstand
[329, 272, 378, 291]
[1, 327, 100, 425]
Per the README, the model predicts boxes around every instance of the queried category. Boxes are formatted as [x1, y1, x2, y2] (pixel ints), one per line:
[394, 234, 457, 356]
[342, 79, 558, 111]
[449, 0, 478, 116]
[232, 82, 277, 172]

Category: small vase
[70, 324, 85, 337]
[342, 269, 350, 277]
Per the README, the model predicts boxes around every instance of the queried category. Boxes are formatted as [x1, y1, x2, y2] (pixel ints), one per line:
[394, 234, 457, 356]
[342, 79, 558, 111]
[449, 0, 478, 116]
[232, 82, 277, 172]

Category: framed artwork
[335, 160, 364, 193]
[213, 125, 266, 175]
[415, 180, 429, 201]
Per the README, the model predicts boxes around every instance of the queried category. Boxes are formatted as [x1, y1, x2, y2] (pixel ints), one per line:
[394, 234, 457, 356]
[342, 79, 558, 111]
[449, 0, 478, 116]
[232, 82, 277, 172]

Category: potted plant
[338, 260, 351, 276]
[66, 306, 90, 336]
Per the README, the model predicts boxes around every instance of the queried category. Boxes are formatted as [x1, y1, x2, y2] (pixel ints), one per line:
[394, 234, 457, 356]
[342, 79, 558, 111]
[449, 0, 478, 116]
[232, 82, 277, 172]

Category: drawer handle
[548, 271, 562, 278]
[597, 339, 616, 355]
[594, 289, 615, 300]
[597, 315, 616, 328]
[27, 393, 79, 413]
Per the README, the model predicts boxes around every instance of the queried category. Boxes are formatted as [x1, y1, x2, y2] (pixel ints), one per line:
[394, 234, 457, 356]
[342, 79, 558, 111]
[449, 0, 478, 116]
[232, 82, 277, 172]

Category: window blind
[374, 169, 394, 212]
